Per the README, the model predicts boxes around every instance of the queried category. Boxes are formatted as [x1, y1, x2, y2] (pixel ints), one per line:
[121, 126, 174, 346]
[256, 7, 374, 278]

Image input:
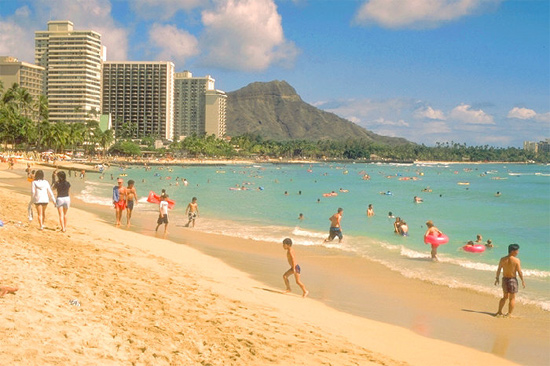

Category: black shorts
[157, 215, 168, 224]
[127, 200, 134, 210]
[328, 227, 343, 240]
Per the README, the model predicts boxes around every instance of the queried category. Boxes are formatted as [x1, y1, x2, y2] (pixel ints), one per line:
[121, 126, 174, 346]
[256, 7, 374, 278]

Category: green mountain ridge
[225, 80, 410, 146]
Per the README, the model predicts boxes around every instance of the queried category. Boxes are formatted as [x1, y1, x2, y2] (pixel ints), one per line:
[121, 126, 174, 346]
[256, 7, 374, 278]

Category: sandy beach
[1, 162, 548, 365]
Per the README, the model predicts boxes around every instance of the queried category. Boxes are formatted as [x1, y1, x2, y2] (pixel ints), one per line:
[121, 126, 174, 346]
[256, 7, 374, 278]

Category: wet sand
[1, 163, 548, 365]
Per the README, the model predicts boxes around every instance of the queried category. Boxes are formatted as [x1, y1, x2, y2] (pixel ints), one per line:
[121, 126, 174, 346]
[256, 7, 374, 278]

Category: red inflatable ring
[424, 233, 449, 246]
[463, 244, 485, 253]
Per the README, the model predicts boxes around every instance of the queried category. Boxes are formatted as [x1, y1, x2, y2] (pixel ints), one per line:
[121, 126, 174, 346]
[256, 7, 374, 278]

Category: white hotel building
[35, 21, 104, 124]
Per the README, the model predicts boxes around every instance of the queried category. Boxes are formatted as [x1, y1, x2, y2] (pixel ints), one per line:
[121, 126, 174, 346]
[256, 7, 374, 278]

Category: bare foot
[302, 290, 309, 298]
[283, 289, 291, 294]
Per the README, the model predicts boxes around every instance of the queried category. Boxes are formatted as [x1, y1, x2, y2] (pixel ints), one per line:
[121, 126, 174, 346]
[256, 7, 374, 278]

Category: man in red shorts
[113, 178, 127, 227]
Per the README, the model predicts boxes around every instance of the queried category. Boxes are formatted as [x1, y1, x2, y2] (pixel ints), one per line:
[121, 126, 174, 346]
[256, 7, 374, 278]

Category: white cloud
[0, 0, 130, 62]
[449, 104, 494, 125]
[38, 0, 129, 61]
[0, 7, 36, 62]
[507, 107, 550, 124]
[199, 0, 298, 71]
[413, 106, 446, 120]
[507, 107, 537, 120]
[372, 117, 409, 127]
[131, 0, 203, 20]
[535, 112, 550, 123]
[148, 23, 199, 64]
[354, 0, 502, 29]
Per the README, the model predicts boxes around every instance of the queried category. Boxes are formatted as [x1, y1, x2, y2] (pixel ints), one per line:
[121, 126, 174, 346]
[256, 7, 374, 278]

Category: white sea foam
[75, 192, 112, 206]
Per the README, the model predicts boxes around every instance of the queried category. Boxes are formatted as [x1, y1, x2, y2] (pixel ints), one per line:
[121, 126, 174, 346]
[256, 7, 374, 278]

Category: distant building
[174, 71, 226, 139]
[35, 20, 104, 124]
[0, 56, 45, 104]
[523, 141, 538, 153]
[538, 139, 550, 153]
[102, 61, 174, 140]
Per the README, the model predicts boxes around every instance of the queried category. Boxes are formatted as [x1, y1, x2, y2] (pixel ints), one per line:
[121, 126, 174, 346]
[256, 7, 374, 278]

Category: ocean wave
[368, 256, 550, 312]
[75, 192, 113, 206]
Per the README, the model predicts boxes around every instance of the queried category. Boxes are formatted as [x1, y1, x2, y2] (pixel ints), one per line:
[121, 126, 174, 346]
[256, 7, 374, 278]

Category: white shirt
[31, 179, 55, 204]
[159, 200, 169, 215]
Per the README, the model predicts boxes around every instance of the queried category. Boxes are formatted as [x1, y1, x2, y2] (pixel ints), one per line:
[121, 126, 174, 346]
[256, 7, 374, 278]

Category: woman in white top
[31, 170, 55, 230]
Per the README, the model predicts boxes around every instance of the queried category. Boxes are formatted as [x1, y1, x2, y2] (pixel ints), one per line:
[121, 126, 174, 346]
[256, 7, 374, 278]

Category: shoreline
[2, 163, 549, 365]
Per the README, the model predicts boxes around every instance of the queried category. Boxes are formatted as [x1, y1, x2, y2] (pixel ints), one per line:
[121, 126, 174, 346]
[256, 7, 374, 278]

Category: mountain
[225, 80, 410, 145]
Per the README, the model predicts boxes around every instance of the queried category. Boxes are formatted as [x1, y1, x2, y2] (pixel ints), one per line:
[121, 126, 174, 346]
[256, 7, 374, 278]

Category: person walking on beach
[155, 195, 169, 234]
[282, 238, 308, 297]
[424, 220, 442, 261]
[113, 178, 127, 227]
[495, 244, 525, 317]
[52, 171, 70, 232]
[126, 179, 137, 227]
[31, 170, 56, 230]
[324, 208, 343, 243]
[185, 197, 199, 227]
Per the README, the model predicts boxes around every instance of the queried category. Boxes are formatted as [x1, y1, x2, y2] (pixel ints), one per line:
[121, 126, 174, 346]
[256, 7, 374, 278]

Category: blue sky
[1, 0, 548, 147]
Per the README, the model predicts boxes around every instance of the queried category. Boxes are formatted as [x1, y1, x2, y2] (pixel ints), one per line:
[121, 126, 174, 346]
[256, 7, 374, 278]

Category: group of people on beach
[112, 178, 200, 234]
[6, 161, 527, 317]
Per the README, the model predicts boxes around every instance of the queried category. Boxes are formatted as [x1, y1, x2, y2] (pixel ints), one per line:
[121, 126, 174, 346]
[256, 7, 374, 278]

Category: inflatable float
[463, 244, 486, 253]
[424, 233, 449, 246]
[147, 191, 175, 209]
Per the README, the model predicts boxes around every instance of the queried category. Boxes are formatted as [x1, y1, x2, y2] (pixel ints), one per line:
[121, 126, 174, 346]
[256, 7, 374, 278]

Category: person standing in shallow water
[495, 244, 525, 317]
[424, 220, 442, 261]
[324, 208, 343, 244]
[282, 238, 308, 297]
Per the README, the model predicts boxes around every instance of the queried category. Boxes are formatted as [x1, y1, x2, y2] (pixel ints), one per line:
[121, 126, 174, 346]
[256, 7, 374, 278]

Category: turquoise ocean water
[77, 162, 550, 311]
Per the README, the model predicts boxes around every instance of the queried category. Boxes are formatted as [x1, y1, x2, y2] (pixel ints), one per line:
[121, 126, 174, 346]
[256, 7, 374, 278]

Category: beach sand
[1, 164, 547, 365]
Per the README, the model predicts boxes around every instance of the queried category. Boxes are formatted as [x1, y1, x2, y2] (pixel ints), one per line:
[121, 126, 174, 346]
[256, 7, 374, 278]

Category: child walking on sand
[155, 195, 169, 235]
[282, 238, 308, 297]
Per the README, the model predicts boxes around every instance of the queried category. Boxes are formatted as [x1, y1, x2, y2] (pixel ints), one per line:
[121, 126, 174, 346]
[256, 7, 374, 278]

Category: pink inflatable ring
[424, 233, 449, 246]
[463, 244, 486, 253]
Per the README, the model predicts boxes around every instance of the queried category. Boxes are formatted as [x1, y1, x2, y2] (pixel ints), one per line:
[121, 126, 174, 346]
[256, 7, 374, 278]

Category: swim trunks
[502, 277, 518, 294]
[157, 214, 168, 224]
[328, 227, 343, 240]
[115, 200, 126, 210]
[127, 200, 134, 210]
[294, 264, 301, 274]
[188, 211, 197, 220]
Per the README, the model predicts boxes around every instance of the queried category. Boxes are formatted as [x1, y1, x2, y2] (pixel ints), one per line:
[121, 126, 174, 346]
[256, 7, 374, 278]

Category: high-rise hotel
[102, 62, 175, 140]
[35, 21, 104, 124]
[174, 71, 226, 139]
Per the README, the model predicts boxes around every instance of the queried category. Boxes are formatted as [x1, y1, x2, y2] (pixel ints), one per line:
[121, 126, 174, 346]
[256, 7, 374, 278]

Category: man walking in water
[282, 238, 308, 297]
[324, 208, 343, 243]
[495, 243, 525, 317]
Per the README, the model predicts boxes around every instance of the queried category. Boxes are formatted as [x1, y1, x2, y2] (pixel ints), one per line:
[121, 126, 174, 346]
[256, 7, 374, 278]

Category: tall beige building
[0, 56, 45, 104]
[35, 20, 104, 124]
[174, 71, 226, 139]
[102, 62, 174, 140]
